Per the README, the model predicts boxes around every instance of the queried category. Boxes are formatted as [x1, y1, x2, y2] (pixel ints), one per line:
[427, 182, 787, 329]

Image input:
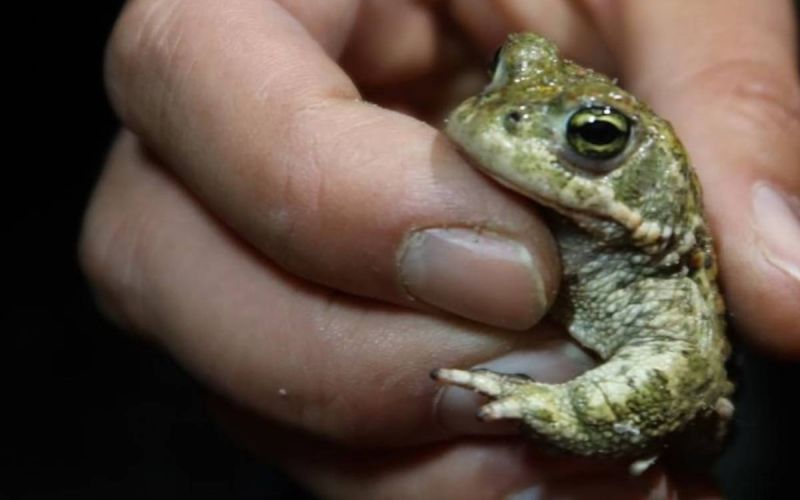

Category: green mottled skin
[434, 34, 734, 459]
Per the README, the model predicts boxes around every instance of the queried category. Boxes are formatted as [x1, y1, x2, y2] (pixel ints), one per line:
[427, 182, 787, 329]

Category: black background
[7, 2, 799, 499]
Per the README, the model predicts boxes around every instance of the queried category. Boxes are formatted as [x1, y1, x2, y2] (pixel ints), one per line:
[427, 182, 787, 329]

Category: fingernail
[752, 182, 800, 281]
[434, 344, 595, 436]
[399, 228, 547, 329]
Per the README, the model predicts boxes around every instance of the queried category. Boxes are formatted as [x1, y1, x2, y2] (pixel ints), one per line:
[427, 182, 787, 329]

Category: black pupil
[578, 120, 620, 145]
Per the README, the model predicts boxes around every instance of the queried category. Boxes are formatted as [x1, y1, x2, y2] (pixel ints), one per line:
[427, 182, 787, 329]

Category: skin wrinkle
[230, 270, 339, 434]
[108, 0, 190, 138]
[248, 108, 332, 235]
[607, 3, 799, 128]
[114, 0, 362, 183]
[314, 110, 432, 225]
[723, 70, 800, 149]
[238, 105, 361, 247]
[248, 39, 357, 107]
[81, 139, 179, 338]
[82, 189, 150, 333]
[275, 285, 329, 415]
[156, 32, 192, 148]
[647, 57, 800, 141]
[223, 110, 356, 262]
[299, 294, 402, 439]
[273, 101, 388, 245]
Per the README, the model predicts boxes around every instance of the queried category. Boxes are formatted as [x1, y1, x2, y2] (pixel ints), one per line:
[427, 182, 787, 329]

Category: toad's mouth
[449, 141, 649, 253]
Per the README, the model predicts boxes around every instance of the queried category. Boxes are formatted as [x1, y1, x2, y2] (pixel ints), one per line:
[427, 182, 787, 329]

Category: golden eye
[566, 106, 631, 160]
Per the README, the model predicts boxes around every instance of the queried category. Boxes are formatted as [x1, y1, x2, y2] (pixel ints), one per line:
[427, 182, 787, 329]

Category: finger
[583, 0, 800, 355]
[213, 404, 680, 500]
[288, 442, 677, 500]
[104, 0, 560, 330]
[80, 132, 585, 446]
[449, 0, 616, 73]
[339, 0, 438, 86]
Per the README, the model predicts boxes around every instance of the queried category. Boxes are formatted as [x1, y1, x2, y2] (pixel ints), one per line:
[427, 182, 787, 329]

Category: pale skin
[83, 1, 800, 499]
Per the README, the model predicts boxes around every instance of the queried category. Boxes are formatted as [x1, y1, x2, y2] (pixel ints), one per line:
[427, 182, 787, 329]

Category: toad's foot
[431, 368, 560, 422]
[433, 366, 653, 458]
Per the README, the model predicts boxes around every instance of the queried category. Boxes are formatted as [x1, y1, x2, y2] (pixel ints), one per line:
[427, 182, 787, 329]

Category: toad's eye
[566, 106, 631, 160]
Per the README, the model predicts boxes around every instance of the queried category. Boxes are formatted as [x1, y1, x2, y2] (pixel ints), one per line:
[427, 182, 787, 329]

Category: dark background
[7, 2, 799, 499]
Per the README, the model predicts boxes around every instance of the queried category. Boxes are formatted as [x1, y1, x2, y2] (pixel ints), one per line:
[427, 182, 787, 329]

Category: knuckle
[689, 58, 800, 138]
[79, 202, 146, 333]
[78, 140, 153, 333]
[79, 223, 136, 333]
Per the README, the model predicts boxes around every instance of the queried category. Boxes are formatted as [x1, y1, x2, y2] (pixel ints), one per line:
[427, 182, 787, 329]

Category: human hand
[82, 1, 799, 498]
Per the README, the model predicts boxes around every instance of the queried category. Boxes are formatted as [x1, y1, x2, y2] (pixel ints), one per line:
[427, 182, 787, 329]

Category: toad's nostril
[504, 111, 524, 132]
